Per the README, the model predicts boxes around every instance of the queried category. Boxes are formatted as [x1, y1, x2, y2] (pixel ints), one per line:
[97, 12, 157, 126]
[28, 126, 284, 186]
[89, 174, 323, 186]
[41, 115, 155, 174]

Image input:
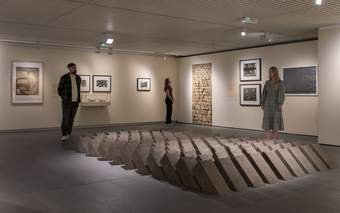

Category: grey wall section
[0, 44, 178, 130]
[178, 41, 319, 136]
[318, 26, 340, 146]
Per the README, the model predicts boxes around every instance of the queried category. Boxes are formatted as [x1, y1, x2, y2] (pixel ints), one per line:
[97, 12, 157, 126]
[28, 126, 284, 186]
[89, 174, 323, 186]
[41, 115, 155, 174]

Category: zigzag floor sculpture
[73, 130, 337, 195]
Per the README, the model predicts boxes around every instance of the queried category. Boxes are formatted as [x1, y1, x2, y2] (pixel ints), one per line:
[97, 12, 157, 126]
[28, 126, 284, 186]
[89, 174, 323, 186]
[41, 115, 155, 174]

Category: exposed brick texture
[192, 63, 212, 125]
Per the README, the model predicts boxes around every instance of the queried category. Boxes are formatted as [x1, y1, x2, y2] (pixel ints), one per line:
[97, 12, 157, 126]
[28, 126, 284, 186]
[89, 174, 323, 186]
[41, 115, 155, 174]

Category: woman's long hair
[269, 66, 281, 83]
[164, 78, 171, 90]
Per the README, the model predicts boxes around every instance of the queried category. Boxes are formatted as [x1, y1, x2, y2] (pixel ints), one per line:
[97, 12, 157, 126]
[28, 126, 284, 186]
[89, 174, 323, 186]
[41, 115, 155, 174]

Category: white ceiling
[0, 0, 339, 56]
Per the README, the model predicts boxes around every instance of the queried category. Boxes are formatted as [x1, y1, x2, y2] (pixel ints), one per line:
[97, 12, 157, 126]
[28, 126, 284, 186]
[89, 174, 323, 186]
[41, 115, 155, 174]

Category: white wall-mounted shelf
[80, 102, 111, 107]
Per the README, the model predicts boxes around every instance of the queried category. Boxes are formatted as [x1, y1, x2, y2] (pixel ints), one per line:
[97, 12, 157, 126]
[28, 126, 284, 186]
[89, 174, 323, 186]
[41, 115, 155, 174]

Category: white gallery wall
[318, 26, 340, 146]
[178, 41, 319, 136]
[0, 44, 177, 130]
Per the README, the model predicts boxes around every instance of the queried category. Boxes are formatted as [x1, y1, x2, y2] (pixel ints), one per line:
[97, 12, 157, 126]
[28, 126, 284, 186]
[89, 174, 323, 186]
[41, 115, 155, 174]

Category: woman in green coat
[261, 66, 285, 140]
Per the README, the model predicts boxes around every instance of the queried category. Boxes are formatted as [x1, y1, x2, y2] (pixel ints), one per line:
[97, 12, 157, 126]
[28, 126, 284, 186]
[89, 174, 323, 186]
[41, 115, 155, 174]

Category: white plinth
[80, 102, 111, 107]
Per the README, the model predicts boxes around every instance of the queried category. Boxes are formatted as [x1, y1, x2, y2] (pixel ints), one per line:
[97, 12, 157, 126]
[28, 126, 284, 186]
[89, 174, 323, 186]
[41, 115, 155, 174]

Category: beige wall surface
[0, 44, 177, 130]
[178, 41, 319, 136]
[318, 27, 340, 146]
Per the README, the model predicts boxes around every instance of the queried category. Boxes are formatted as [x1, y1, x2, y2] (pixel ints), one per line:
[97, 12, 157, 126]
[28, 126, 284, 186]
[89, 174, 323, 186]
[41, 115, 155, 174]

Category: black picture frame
[79, 75, 91, 93]
[239, 84, 262, 107]
[137, 78, 151, 91]
[239, 58, 262, 82]
[92, 75, 111, 93]
[283, 66, 318, 96]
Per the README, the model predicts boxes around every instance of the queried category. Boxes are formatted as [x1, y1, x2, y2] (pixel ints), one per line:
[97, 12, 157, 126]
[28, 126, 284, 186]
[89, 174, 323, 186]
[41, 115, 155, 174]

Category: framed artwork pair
[79, 75, 111, 93]
[239, 58, 261, 106]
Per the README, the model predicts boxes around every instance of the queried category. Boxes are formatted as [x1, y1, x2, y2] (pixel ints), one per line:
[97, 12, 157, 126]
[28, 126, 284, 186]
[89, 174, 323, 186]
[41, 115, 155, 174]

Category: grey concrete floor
[0, 123, 339, 213]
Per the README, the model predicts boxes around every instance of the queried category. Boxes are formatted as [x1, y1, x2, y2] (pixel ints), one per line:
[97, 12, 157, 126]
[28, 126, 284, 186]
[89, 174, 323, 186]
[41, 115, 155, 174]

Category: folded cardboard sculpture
[161, 152, 182, 186]
[73, 130, 337, 196]
[176, 156, 200, 190]
[193, 158, 230, 195]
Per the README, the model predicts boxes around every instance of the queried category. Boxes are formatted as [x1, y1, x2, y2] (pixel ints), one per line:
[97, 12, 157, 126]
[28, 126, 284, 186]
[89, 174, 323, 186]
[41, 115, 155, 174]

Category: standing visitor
[164, 78, 174, 124]
[57, 63, 81, 142]
[261, 66, 285, 140]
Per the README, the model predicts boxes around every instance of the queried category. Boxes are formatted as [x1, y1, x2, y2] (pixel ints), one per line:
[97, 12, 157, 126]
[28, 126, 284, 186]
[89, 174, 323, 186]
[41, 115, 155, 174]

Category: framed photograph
[12, 61, 43, 104]
[137, 78, 151, 91]
[283, 66, 318, 96]
[240, 84, 261, 106]
[79, 75, 90, 92]
[240, 58, 261, 81]
[93, 75, 111, 92]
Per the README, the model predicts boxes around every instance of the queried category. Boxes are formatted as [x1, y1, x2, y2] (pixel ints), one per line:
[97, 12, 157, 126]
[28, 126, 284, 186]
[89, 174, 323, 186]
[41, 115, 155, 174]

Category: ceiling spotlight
[105, 38, 114, 45]
[315, 0, 322, 5]
[241, 29, 247, 37]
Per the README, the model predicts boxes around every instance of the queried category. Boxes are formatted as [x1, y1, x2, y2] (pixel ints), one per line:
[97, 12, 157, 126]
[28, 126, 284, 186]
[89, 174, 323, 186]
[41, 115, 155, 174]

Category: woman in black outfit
[164, 78, 174, 124]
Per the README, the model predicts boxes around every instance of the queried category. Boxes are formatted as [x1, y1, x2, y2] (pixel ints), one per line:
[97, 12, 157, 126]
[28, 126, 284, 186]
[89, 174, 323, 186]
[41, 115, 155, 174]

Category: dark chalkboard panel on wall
[283, 66, 318, 96]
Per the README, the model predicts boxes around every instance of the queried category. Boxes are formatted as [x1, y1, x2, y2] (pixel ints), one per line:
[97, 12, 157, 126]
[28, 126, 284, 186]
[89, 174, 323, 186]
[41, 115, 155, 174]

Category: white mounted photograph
[12, 61, 43, 104]
[240, 58, 261, 81]
[240, 84, 261, 106]
[79, 75, 90, 92]
[137, 78, 151, 91]
[93, 75, 111, 92]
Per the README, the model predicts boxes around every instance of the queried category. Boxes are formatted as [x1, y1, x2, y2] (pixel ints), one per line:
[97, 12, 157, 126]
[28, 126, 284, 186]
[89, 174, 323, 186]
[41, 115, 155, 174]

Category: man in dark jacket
[57, 63, 81, 142]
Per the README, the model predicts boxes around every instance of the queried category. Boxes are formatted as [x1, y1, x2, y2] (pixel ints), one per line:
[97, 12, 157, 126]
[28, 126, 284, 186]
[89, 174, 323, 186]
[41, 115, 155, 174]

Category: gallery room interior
[1, 0, 340, 212]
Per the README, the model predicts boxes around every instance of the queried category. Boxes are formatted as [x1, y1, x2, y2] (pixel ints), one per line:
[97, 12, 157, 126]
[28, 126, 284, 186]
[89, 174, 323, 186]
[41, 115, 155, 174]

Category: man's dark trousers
[61, 101, 79, 136]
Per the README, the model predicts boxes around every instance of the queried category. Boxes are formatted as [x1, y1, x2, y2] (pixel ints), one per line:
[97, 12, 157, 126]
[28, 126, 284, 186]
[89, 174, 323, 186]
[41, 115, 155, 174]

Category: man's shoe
[61, 136, 67, 142]
[65, 135, 70, 140]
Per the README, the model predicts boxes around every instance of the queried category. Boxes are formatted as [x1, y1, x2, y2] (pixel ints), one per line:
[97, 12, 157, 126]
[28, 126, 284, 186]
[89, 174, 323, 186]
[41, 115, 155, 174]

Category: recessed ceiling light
[315, 0, 322, 5]
[105, 38, 114, 45]
[241, 30, 247, 36]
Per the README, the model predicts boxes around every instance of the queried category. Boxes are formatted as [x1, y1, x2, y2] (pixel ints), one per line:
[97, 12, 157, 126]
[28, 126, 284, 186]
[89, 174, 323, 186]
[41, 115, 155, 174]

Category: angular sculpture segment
[72, 130, 336, 196]
[299, 145, 328, 172]
[121, 140, 139, 168]
[311, 144, 337, 169]
[225, 144, 265, 187]
[215, 156, 249, 191]
[176, 156, 201, 190]
[193, 158, 231, 195]
[286, 146, 316, 174]
[161, 152, 182, 186]
[147, 149, 166, 180]
[240, 143, 279, 184]
[270, 144, 306, 177]
[87, 133, 105, 157]
[132, 145, 151, 175]
[254, 144, 293, 180]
